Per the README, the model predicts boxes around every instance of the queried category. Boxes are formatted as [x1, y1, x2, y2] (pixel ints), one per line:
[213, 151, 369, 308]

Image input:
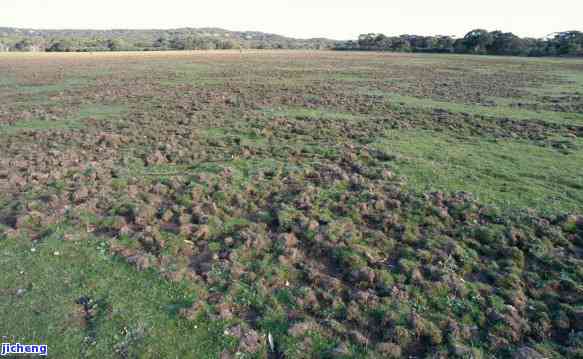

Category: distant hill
[0, 27, 338, 52]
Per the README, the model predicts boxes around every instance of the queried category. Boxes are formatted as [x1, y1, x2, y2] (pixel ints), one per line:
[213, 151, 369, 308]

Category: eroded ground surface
[1, 51, 583, 358]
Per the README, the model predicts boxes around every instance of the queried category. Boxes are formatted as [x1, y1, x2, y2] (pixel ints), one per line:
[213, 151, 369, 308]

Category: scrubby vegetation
[1, 51, 582, 358]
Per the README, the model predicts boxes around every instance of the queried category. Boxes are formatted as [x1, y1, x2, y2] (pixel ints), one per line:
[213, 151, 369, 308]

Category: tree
[435, 36, 454, 52]
[107, 38, 126, 51]
[168, 36, 185, 50]
[358, 34, 378, 50]
[375, 34, 393, 50]
[218, 40, 236, 49]
[153, 36, 170, 49]
[14, 38, 34, 51]
[392, 36, 411, 52]
[47, 38, 75, 52]
[462, 29, 493, 54]
[488, 31, 526, 55]
[554, 31, 583, 55]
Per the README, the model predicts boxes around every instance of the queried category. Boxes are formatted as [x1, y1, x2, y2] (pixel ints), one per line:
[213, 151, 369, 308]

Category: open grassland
[1, 50, 583, 358]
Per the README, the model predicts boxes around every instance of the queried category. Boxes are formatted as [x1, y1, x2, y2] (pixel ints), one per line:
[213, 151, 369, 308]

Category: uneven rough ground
[1, 51, 583, 358]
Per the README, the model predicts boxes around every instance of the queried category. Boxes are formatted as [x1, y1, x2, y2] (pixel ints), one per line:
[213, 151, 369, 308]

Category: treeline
[335, 29, 583, 57]
[2, 27, 582, 56]
[0, 27, 335, 52]
[1, 36, 241, 52]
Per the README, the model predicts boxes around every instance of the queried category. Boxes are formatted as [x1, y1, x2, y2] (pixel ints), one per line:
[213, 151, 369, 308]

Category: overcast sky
[1, 0, 581, 40]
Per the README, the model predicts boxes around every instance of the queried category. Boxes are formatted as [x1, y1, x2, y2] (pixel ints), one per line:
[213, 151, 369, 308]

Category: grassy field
[1, 50, 582, 358]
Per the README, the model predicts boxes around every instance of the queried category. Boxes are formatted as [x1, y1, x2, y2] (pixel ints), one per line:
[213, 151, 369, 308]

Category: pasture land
[1, 50, 582, 358]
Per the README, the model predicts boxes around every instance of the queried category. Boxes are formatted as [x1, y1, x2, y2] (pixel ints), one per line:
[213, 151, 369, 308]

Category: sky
[1, 0, 581, 40]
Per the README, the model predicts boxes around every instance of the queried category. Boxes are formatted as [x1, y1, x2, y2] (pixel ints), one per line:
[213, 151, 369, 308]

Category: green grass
[524, 70, 583, 96]
[487, 96, 539, 107]
[160, 77, 225, 87]
[323, 73, 370, 82]
[363, 90, 582, 125]
[264, 107, 359, 121]
[0, 104, 127, 134]
[74, 104, 127, 120]
[202, 126, 268, 146]
[373, 129, 583, 212]
[0, 232, 227, 358]
[0, 75, 17, 87]
[158, 63, 226, 86]
[16, 78, 91, 95]
[0, 119, 85, 134]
